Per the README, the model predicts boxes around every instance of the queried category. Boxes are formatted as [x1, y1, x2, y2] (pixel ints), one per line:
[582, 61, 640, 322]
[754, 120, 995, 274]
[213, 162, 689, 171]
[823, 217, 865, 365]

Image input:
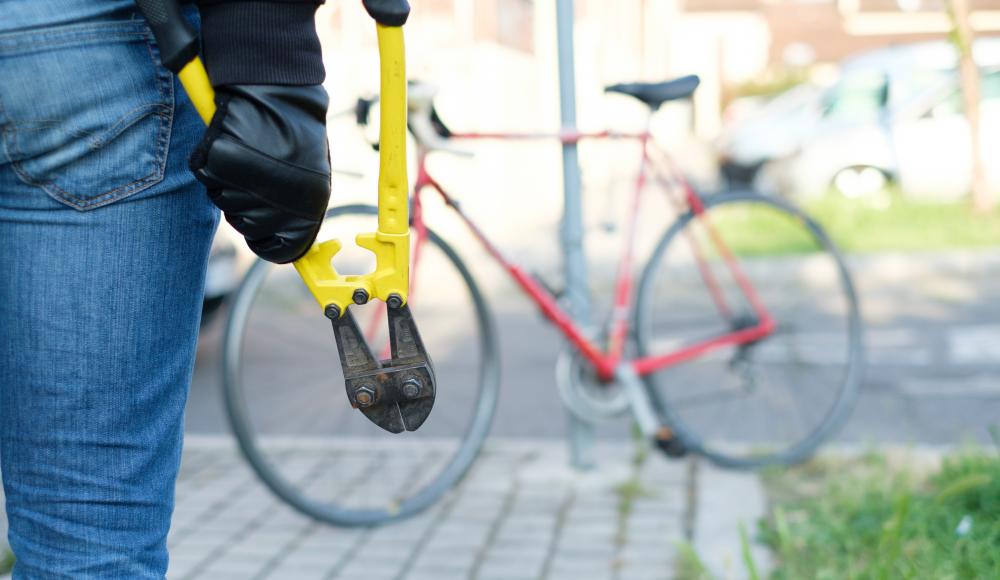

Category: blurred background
[175, 1, 1000, 578]
[197, 0, 1000, 446]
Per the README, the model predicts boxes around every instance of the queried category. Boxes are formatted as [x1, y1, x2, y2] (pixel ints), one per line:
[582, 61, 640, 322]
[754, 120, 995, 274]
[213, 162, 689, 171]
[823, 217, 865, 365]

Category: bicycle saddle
[605, 75, 700, 110]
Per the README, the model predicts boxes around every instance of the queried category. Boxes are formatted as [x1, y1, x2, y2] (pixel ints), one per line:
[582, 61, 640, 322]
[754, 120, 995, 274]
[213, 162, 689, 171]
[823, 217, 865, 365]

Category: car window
[823, 72, 888, 122]
[892, 68, 951, 107]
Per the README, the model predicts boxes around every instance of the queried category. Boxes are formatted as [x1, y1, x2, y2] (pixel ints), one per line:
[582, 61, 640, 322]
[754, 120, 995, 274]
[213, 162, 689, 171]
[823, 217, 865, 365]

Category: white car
[718, 38, 1000, 199]
[763, 65, 1000, 201]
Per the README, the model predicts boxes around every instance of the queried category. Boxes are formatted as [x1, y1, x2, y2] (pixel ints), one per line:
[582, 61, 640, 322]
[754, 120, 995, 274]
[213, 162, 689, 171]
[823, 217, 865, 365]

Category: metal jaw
[326, 301, 435, 433]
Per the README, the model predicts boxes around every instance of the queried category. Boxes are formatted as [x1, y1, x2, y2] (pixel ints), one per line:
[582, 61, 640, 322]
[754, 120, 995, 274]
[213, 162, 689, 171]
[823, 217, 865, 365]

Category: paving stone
[262, 568, 332, 580]
[198, 558, 269, 575]
[349, 545, 413, 565]
[189, 572, 250, 580]
[335, 560, 405, 580]
[548, 572, 614, 580]
[616, 565, 674, 580]
[165, 559, 202, 579]
[552, 543, 617, 559]
[477, 573, 538, 580]
[403, 573, 471, 580]
[548, 556, 615, 573]
[407, 559, 475, 577]
[481, 544, 549, 561]
[424, 532, 492, 551]
[475, 559, 546, 579]
[277, 550, 348, 569]
[171, 439, 688, 579]
[411, 549, 479, 573]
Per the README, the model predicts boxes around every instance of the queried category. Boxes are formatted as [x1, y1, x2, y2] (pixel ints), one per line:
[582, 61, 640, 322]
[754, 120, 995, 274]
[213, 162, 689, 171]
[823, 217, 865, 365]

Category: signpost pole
[554, 0, 595, 470]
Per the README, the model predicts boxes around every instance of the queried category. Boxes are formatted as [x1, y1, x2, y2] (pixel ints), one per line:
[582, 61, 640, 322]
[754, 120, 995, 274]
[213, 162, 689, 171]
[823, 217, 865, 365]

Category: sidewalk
[168, 437, 692, 580]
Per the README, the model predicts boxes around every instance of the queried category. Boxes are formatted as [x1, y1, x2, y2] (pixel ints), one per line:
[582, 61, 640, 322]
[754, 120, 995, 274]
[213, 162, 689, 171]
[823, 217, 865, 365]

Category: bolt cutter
[135, 0, 435, 433]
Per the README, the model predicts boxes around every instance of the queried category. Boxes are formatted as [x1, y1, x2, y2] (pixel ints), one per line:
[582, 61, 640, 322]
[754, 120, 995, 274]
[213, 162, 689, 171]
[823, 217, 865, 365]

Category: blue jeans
[0, 1, 217, 577]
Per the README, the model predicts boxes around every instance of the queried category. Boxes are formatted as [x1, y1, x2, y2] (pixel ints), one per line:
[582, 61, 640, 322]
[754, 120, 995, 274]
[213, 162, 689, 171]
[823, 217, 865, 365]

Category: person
[0, 0, 331, 576]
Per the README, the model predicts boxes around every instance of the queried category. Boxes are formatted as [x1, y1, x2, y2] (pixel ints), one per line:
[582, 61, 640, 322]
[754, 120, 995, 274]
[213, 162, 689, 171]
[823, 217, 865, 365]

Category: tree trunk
[947, 0, 993, 213]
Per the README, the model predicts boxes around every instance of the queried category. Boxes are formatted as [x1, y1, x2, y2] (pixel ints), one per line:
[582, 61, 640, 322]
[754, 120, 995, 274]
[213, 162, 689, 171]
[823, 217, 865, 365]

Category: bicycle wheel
[635, 192, 863, 468]
[222, 205, 500, 526]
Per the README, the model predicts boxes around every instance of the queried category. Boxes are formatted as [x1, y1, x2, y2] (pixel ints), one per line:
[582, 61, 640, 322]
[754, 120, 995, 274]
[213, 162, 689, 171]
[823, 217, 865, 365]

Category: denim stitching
[13, 102, 168, 146]
[1, 30, 174, 210]
[6, 110, 171, 209]
[0, 21, 151, 55]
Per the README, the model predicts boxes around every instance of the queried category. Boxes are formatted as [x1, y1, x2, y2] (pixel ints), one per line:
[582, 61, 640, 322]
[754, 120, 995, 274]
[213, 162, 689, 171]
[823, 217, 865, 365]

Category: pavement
[167, 247, 1000, 579]
[167, 438, 690, 580]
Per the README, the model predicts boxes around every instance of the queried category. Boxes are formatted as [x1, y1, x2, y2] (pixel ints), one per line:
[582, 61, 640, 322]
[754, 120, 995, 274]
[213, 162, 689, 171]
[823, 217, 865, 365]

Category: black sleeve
[195, 0, 326, 87]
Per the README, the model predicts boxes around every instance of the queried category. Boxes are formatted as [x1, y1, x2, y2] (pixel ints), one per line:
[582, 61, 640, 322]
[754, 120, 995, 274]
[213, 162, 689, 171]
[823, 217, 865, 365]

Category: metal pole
[555, 0, 595, 470]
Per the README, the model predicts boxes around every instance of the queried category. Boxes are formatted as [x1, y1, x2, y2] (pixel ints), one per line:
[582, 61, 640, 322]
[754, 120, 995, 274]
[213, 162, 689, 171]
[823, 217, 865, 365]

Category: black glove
[190, 84, 331, 264]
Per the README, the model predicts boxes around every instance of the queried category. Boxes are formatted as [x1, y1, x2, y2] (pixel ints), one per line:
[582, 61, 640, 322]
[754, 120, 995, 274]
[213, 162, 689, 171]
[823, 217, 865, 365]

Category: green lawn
[808, 194, 1000, 253]
[757, 449, 1000, 579]
[714, 193, 1000, 256]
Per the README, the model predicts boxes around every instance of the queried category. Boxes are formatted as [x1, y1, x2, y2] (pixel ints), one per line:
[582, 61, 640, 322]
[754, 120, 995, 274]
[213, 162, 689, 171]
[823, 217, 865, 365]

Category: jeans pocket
[0, 18, 174, 210]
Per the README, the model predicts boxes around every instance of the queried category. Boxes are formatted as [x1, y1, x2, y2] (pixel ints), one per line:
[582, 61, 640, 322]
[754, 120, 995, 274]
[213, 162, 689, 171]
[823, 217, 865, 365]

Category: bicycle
[221, 77, 864, 527]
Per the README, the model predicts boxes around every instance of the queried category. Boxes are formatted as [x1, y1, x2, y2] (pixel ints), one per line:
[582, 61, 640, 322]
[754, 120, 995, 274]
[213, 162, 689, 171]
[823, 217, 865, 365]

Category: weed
[759, 450, 1000, 579]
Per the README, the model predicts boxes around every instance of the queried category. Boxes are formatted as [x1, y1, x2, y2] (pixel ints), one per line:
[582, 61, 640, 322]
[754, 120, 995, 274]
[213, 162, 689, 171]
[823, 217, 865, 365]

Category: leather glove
[190, 84, 331, 264]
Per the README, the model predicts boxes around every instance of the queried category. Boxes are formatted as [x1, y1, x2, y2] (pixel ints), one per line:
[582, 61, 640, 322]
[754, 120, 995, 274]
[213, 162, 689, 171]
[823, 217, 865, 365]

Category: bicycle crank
[325, 297, 435, 433]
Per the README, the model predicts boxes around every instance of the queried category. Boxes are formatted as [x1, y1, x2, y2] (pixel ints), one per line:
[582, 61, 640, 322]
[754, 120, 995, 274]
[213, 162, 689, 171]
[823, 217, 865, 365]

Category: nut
[401, 377, 422, 399]
[352, 288, 370, 305]
[354, 384, 376, 408]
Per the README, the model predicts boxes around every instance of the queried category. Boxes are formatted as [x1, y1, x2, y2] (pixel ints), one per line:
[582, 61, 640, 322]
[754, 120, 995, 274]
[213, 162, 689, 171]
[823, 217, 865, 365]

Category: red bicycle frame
[404, 129, 776, 382]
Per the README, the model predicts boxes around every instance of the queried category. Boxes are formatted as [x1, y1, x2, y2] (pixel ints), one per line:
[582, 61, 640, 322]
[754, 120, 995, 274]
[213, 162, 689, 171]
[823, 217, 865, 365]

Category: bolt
[401, 377, 422, 399]
[387, 293, 403, 310]
[354, 385, 376, 408]
[352, 288, 370, 305]
[324, 304, 341, 320]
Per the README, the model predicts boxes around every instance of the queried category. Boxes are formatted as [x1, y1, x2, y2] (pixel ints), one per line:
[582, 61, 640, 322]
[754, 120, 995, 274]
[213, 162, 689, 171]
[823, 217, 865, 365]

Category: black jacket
[195, 0, 326, 86]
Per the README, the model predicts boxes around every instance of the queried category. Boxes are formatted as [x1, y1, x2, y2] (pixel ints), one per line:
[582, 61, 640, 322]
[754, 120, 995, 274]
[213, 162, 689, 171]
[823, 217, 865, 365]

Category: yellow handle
[374, 24, 409, 236]
[178, 58, 215, 123]
[176, 25, 411, 315]
[294, 24, 410, 314]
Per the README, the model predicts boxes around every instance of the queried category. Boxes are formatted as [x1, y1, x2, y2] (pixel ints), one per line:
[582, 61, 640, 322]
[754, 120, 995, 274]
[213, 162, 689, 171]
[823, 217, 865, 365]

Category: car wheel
[832, 166, 890, 198]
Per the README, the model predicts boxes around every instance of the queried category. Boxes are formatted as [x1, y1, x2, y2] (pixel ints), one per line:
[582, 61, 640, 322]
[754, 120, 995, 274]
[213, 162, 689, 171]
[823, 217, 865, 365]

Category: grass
[0, 549, 13, 575]
[676, 541, 714, 580]
[614, 423, 656, 546]
[674, 520, 764, 580]
[715, 191, 1000, 256]
[807, 193, 1000, 253]
[757, 449, 1000, 579]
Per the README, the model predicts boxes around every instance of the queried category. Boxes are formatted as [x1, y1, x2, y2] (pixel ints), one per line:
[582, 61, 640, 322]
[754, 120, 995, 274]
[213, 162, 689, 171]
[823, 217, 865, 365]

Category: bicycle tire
[634, 192, 863, 469]
[222, 204, 500, 526]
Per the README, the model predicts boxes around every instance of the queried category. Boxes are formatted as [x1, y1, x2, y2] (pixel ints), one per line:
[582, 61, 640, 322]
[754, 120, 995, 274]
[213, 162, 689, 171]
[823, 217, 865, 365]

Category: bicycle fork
[136, 0, 436, 433]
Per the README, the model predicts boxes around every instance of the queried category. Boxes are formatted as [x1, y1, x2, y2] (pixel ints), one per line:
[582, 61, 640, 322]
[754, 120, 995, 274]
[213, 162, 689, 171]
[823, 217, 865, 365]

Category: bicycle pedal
[654, 428, 688, 458]
[326, 302, 436, 433]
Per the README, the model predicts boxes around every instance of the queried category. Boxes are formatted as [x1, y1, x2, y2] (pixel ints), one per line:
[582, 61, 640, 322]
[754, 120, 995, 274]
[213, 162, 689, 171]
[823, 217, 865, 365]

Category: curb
[689, 458, 771, 580]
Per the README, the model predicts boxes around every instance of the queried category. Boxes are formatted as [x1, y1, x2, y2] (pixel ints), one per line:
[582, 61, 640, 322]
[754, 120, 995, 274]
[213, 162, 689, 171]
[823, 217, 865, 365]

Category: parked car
[764, 66, 1000, 200]
[717, 82, 827, 187]
[718, 38, 1000, 199]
